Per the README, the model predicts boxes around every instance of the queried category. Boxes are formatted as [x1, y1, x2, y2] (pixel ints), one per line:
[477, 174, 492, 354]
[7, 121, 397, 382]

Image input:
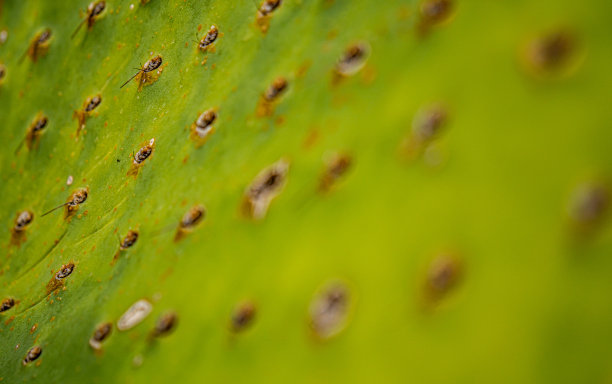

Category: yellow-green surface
[1, 0, 612, 382]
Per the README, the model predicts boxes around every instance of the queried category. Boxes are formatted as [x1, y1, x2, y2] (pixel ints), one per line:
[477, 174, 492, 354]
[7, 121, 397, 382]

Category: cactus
[1, 0, 611, 382]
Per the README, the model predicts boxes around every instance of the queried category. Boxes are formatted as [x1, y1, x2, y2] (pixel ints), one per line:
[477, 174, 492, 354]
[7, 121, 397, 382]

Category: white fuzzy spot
[66, 175, 73, 185]
[245, 159, 289, 220]
[117, 299, 152, 331]
[309, 281, 350, 339]
[88, 338, 102, 350]
[132, 354, 143, 367]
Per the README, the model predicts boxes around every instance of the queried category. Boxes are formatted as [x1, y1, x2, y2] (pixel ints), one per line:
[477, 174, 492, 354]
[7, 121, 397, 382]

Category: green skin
[1, 0, 612, 382]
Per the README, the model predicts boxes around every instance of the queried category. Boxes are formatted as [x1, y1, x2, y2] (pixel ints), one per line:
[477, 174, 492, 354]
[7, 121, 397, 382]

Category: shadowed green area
[1, 0, 612, 382]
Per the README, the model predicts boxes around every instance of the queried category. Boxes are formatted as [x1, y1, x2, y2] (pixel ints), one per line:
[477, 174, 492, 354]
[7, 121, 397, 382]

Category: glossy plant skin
[1, 0, 612, 383]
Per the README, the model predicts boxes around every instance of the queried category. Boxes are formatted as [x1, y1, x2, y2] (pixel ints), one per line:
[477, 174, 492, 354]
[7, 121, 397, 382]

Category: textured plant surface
[1, 0, 612, 382]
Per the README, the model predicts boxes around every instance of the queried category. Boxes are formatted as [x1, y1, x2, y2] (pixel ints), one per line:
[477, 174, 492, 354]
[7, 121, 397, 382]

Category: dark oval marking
[144, 56, 163, 72]
[231, 301, 256, 333]
[320, 154, 352, 192]
[413, 104, 447, 142]
[89, 322, 112, 350]
[20, 28, 52, 63]
[243, 160, 289, 219]
[23, 346, 42, 365]
[134, 147, 152, 164]
[55, 262, 75, 279]
[120, 56, 163, 88]
[92, 322, 112, 342]
[198, 25, 218, 50]
[424, 254, 461, 303]
[0, 297, 15, 312]
[309, 281, 350, 339]
[259, 0, 282, 16]
[180, 205, 205, 229]
[569, 183, 609, 231]
[37, 29, 52, 44]
[14, 210, 34, 232]
[196, 109, 217, 129]
[419, 0, 453, 25]
[72, 1, 106, 38]
[529, 30, 575, 72]
[69, 188, 88, 207]
[84, 95, 102, 112]
[32, 116, 48, 133]
[264, 77, 288, 102]
[133, 140, 155, 165]
[192, 109, 217, 140]
[17, 113, 49, 154]
[91, 1, 106, 17]
[335, 43, 370, 77]
[120, 230, 139, 250]
[152, 312, 178, 337]
[248, 161, 287, 200]
[39, 187, 88, 217]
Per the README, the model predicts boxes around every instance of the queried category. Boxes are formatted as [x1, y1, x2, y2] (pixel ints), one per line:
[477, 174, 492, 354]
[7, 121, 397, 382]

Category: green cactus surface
[1, 0, 612, 382]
